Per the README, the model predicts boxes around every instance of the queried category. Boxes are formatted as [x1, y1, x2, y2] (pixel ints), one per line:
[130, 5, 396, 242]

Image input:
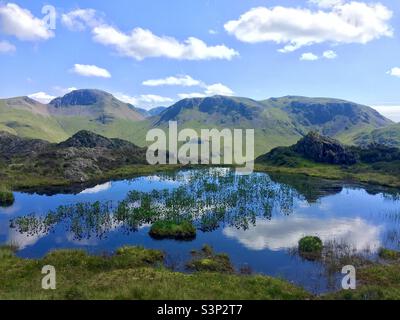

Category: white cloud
[323, 50, 337, 59]
[371, 106, 400, 122]
[178, 92, 207, 99]
[205, 83, 234, 96]
[7, 228, 46, 250]
[143, 74, 234, 99]
[0, 40, 15, 53]
[209, 29, 218, 35]
[28, 92, 56, 104]
[309, 0, 344, 8]
[61, 8, 102, 31]
[53, 86, 77, 95]
[223, 217, 381, 252]
[224, 2, 393, 52]
[92, 24, 238, 60]
[72, 64, 111, 78]
[139, 94, 173, 104]
[178, 82, 234, 99]
[0, 3, 54, 41]
[115, 93, 173, 109]
[114, 93, 138, 105]
[80, 182, 112, 194]
[300, 52, 319, 61]
[387, 67, 400, 77]
[143, 75, 202, 87]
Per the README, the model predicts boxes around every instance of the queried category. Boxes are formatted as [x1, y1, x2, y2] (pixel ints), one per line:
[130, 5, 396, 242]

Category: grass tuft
[149, 220, 196, 240]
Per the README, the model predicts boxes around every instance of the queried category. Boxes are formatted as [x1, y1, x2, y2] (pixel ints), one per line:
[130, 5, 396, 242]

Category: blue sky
[0, 0, 400, 120]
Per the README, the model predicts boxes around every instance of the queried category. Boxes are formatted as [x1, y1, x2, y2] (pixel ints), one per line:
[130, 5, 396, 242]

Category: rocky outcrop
[1, 130, 147, 182]
[58, 130, 135, 149]
[293, 132, 357, 165]
[0, 131, 50, 159]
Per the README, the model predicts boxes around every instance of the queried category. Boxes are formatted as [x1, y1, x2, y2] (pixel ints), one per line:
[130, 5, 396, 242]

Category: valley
[1, 90, 400, 301]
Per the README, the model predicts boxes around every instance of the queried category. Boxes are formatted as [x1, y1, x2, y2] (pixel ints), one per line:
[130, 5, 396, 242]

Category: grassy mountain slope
[0, 98, 68, 142]
[0, 92, 394, 156]
[261, 96, 392, 142]
[0, 90, 150, 145]
[353, 123, 400, 148]
[49, 89, 144, 122]
[154, 95, 392, 156]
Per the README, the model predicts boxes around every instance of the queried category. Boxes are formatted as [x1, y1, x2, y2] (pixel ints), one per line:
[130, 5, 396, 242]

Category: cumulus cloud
[387, 67, 400, 77]
[143, 75, 202, 87]
[28, 91, 56, 104]
[223, 217, 381, 252]
[115, 93, 173, 109]
[204, 83, 234, 96]
[224, 2, 393, 52]
[139, 94, 174, 104]
[309, 0, 344, 8]
[178, 82, 234, 99]
[323, 50, 338, 59]
[80, 182, 112, 194]
[7, 228, 46, 250]
[178, 92, 207, 99]
[61, 8, 102, 31]
[53, 86, 78, 95]
[300, 52, 319, 61]
[92, 25, 238, 60]
[61, 8, 238, 61]
[72, 64, 111, 78]
[0, 3, 54, 41]
[0, 40, 15, 53]
[143, 74, 234, 99]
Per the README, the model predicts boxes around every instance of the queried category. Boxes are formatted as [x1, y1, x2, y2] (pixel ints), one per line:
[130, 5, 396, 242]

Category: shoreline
[2, 162, 399, 195]
[1, 244, 399, 300]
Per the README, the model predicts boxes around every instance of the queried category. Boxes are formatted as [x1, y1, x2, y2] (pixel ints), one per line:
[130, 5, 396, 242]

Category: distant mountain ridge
[48, 89, 145, 122]
[353, 123, 400, 149]
[154, 95, 392, 154]
[0, 90, 395, 156]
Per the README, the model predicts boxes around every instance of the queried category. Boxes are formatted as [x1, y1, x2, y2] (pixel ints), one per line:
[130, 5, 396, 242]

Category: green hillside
[0, 91, 395, 156]
[0, 98, 68, 142]
[353, 123, 400, 148]
[0, 90, 150, 145]
[154, 95, 393, 156]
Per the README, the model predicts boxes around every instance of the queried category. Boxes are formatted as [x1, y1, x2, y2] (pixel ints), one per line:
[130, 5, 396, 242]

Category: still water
[1, 168, 400, 293]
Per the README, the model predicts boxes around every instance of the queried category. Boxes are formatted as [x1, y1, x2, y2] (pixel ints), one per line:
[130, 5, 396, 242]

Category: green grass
[298, 236, 323, 253]
[0, 101, 68, 142]
[55, 116, 152, 147]
[3, 244, 400, 300]
[0, 246, 311, 300]
[149, 220, 196, 240]
[255, 160, 400, 189]
[0, 187, 14, 207]
[0, 163, 183, 192]
[325, 263, 400, 300]
[378, 248, 400, 261]
[187, 245, 234, 273]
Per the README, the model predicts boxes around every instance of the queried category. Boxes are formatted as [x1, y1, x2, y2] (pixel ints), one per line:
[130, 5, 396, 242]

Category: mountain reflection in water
[2, 168, 400, 293]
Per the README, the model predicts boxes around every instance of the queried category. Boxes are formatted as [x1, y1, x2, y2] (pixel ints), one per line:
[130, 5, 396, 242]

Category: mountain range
[0, 89, 396, 156]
